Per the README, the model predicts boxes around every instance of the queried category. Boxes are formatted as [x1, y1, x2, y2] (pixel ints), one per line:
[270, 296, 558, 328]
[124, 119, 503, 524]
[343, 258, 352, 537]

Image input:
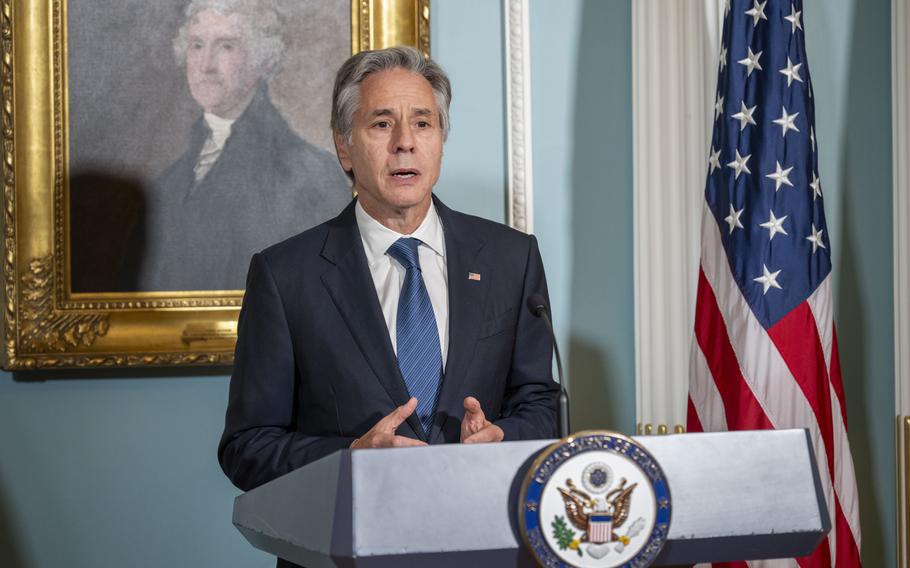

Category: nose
[202, 46, 218, 73]
[392, 122, 416, 153]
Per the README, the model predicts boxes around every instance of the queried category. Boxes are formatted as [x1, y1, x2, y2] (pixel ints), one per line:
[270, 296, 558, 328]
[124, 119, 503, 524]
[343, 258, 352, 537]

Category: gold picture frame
[1, 0, 430, 370]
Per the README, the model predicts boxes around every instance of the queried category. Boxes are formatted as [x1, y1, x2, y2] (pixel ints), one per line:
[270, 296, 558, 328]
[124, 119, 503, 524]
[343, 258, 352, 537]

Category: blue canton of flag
[706, 0, 829, 329]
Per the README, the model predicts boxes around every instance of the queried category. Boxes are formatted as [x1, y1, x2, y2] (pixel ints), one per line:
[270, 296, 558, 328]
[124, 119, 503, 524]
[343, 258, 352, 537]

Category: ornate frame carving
[503, 0, 533, 233]
[1, 0, 430, 370]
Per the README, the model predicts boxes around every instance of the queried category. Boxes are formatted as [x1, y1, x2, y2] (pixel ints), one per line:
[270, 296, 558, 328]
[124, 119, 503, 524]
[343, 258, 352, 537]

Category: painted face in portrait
[184, 9, 265, 119]
[335, 68, 444, 220]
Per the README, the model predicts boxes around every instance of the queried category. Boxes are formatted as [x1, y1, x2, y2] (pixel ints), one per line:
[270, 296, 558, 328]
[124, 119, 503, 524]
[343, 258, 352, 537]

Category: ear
[334, 132, 353, 173]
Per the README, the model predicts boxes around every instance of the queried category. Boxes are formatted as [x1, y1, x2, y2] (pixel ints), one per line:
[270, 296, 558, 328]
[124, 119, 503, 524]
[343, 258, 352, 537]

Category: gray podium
[232, 429, 829, 567]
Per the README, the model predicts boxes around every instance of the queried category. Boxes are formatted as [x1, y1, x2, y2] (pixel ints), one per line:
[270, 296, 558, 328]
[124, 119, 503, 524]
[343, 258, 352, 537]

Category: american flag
[588, 513, 613, 544]
[687, 2, 862, 567]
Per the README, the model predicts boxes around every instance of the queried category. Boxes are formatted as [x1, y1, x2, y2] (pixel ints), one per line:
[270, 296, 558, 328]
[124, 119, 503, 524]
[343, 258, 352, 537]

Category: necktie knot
[388, 237, 422, 271]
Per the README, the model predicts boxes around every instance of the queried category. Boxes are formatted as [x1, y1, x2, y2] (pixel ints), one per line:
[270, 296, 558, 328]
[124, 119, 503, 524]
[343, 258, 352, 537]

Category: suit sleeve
[493, 235, 560, 440]
[218, 253, 355, 491]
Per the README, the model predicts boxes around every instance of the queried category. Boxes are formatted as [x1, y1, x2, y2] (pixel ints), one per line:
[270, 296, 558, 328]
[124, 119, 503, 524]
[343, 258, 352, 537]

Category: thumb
[382, 397, 418, 430]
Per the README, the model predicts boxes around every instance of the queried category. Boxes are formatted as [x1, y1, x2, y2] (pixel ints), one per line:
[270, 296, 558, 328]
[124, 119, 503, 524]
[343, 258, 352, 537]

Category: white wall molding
[893, 0, 910, 563]
[632, 0, 721, 434]
[503, 0, 534, 233]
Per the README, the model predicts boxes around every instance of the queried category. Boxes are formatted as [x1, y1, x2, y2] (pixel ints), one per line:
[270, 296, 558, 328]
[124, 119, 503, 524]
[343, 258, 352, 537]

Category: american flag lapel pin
[468, 272, 481, 281]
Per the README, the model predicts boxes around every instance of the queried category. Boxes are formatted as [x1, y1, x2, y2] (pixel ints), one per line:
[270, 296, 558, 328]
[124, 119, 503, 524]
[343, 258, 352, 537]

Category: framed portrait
[1, 0, 430, 369]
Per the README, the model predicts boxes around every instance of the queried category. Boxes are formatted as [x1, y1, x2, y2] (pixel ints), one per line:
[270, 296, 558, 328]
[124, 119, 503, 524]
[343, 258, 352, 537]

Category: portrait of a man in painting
[68, 0, 352, 293]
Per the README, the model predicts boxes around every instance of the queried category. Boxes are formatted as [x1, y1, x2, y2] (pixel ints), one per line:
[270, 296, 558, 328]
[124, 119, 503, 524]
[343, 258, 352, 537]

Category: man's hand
[350, 398, 429, 449]
[460, 396, 505, 444]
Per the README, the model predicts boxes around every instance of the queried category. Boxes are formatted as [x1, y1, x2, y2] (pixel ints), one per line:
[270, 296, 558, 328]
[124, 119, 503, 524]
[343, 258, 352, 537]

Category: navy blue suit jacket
[218, 197, 558, 491]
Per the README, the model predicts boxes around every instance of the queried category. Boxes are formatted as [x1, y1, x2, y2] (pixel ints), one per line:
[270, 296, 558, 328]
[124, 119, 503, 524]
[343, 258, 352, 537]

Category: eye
[416, 120, 431, 128]
[189, 40, 204, 50]
[373, 120, 391, 129]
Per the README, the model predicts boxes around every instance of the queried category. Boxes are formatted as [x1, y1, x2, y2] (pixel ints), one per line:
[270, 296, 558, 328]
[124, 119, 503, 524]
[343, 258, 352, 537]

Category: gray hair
[172, 0, 286, 76]
[331, 46, 452, 144]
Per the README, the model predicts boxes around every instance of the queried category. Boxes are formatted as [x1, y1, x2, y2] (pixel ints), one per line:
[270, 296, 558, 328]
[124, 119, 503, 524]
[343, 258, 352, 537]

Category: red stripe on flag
[829, 327, 849, 430]
[687, 397, 704, 432]
[694, 269, 774, 430]
[766, 302, 835, 479]
[835, 494, 862, 567]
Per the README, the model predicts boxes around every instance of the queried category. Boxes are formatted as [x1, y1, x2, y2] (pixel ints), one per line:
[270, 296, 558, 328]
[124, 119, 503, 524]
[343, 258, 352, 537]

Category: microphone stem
[538, 309, 570, 438]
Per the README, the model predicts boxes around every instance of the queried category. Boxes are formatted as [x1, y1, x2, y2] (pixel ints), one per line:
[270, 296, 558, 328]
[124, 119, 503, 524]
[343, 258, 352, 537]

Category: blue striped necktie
[387, 237, 442, 437]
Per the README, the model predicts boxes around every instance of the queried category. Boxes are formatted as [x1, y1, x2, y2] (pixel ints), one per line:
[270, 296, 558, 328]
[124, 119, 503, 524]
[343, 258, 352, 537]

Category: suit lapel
[319, 203, 426, 440]
[431, 199, 490, 442]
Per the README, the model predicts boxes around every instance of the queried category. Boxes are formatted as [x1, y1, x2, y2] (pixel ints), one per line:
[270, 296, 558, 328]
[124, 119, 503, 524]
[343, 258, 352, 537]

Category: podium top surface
[233, 429, 827, 565]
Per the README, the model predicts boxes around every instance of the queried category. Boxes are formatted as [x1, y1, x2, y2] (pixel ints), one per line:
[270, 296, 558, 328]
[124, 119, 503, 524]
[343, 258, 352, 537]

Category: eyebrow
[369, 107, 435, 118]
[188, 33, 243, 43]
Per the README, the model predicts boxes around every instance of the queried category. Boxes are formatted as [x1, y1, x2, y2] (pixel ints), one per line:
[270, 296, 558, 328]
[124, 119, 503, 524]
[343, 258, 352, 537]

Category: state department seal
[519, 431, 671, 567]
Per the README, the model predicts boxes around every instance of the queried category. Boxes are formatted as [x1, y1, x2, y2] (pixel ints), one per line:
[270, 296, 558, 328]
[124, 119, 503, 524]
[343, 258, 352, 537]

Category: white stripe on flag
[807, 276, 834, 374]
[689, 344, 728, 431]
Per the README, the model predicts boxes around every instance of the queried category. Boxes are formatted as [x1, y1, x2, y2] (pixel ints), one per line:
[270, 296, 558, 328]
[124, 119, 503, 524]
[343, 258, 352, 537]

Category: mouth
[390, 168, 420, 179]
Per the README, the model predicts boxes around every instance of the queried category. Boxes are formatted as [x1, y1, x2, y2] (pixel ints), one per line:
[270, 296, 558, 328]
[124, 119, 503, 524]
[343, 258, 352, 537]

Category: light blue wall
[530, 0, 635, 433]
[435, 0, 636, 434]
[805, 0, 894, 566]
[0, 0, 894, 566]
[0, 371, 267, 567]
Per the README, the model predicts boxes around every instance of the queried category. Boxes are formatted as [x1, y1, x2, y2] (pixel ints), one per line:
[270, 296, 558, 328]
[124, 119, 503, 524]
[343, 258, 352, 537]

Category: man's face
[185, 9, 263, 119]
[335, 68, 444, 220]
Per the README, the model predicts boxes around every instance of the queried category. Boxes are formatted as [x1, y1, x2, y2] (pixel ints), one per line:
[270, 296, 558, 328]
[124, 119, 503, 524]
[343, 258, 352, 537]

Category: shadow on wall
[834, 161, 882, 559]
[566, 0, 634, 433]
[69, 172, 147, 293]
[832, 0, 893, 565]
[0, 473, 29, 568]
[568, 337, 617, 431]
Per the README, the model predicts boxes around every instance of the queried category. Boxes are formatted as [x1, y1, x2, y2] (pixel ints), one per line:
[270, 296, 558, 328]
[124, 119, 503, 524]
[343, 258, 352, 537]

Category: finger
[464, 424, 504, 444]
[378, 397, 418, 431]
[463, 396, 483, 418]
[391, 435, 428, 447]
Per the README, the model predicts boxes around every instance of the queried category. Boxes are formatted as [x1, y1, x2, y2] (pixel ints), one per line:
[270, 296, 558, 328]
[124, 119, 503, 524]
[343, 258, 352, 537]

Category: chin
[386, 189, 432, 209]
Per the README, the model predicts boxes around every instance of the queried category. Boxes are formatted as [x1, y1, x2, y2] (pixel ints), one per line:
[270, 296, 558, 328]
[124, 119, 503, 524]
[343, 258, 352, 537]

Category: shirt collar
[203, 112, 235, 148]
[355, 199, 446, 268]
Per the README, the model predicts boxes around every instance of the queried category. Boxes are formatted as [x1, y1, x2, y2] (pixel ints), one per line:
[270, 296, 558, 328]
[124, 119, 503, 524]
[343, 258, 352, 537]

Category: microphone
[526, 293, 570, 438]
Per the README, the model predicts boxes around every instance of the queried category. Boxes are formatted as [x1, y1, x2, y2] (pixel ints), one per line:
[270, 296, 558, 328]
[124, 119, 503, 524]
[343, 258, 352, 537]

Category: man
[138, 0, 351, 291]
[219, 47, 558, 504]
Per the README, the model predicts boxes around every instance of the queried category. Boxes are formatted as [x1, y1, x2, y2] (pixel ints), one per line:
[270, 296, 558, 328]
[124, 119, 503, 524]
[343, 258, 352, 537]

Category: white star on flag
[708, 147, 722, 174]
[759, 210, 789, 240]
[765, 161, 794, 191]
[731, 101, 757, 131]
[715, 94, 725, 120]
[738, 47, 763, 76]
[784, 4, 803, 33]
[727, 150, 751, 179]
[745, 0, 768, 27]
[779, 57, 804, 87]
[810, 173, 822, 200]
[753, 264, 783, 294]
[806, 224, 826, 253]
[772, 106, 800, 137]
[719, 46, 728, 72]
[724, 205, 744, 234]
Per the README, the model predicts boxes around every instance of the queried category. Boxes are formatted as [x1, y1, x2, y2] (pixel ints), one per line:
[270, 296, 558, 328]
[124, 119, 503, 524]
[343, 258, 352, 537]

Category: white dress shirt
[194, 113, 235, 182]
[203, 112, 235, 149]
[355, 200, 449, 367]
